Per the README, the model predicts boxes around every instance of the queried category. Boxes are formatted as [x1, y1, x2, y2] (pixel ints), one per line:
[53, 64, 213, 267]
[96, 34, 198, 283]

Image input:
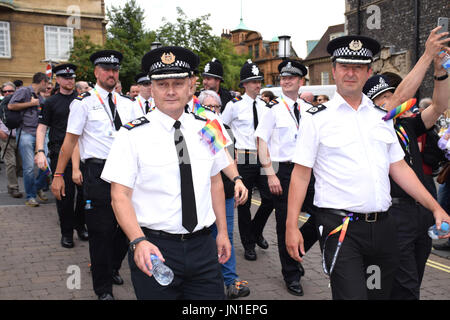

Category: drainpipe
[357, 0, 361, 35]
[414, 0, 421, 101]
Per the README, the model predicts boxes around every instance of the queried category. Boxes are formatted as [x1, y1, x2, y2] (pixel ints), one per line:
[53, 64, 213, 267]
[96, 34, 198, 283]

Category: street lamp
[278, 35, 291, 60]
[151, 41, 162, 50]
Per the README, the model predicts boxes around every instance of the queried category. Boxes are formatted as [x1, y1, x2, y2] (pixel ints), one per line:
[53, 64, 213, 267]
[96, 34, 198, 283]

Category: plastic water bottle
[440, 51, 450, 73]
[149, 254, 174, 286]
[428, 222, 450, 240]
[84, 200, 92, 210]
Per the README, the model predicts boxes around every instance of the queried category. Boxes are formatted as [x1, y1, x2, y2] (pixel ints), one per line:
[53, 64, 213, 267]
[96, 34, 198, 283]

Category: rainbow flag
[199, 119, 227, 154]
[382, 98, 416, 121]
[42, 164, 51, 176]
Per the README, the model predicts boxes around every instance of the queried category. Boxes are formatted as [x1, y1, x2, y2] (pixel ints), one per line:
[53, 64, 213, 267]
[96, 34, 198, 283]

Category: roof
[233, 18, 251, 31]
[304, 24, 345, 62]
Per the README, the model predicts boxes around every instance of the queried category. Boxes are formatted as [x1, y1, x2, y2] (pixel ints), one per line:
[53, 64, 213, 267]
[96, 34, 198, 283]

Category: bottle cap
[441, 222, 449, 232]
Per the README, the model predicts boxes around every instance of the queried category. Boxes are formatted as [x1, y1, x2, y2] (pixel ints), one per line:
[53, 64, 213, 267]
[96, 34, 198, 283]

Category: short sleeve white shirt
[101, 108, 231, 234]
[292, 92, 405, 213]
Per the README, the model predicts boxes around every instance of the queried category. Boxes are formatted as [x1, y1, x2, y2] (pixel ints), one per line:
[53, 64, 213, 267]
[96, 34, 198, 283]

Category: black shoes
[112, 270, 124, 285]
[244, 248, 257, 261]
[77, 227, 89, 241]
[256, 235, 269, 249]
[286, 280, 304, 296]
[98, 293, 114, 300]
[299, 262, 305, 277]
[61, 236, 74, 248]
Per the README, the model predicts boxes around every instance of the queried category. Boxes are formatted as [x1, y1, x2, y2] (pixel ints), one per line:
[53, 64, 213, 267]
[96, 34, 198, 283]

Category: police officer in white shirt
[133, 72, 154, 115]
[101, 46, 232, 300]
[51, 50, 135, 300]
[221, 59, 274, 262]
[285, 35, 450, 300]
[254, 59, 310, 296]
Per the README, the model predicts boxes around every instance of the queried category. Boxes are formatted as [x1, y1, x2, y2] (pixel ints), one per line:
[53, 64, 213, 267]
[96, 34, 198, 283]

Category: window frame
[0, 21, 12, 58]
[44, 25, 74, 61]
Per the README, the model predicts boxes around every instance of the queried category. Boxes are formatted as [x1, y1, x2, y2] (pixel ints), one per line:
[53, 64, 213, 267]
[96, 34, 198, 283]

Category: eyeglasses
[205, 105, 221, 109]
[2, 90, 14, 94]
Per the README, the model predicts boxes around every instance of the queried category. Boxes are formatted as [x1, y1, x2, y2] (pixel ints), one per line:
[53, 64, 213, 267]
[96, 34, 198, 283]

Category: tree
[69, 35, 101, 85]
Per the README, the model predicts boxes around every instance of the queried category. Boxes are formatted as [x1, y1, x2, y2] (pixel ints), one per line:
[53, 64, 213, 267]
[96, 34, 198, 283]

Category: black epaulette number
[306, 104, 327, 115]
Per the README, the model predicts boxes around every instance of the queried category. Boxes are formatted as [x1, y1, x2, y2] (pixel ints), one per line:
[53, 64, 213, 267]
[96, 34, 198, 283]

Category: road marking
[250, 198, 450, 272]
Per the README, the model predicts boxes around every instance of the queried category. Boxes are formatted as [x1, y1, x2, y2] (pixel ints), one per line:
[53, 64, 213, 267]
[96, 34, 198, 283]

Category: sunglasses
[2, 90, 14, 93]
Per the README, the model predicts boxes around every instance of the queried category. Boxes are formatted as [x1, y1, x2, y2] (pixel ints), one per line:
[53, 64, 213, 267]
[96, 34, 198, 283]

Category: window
[254, 44, 259, 59]
[321, 72, 329, 85]
[0, 21, 11, 58]
[44, 26, 74, 61]
[248, 45, 253, 58]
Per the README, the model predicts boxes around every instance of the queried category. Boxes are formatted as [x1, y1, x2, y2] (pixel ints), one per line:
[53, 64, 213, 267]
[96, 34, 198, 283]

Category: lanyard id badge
[93, 88, 117, 136]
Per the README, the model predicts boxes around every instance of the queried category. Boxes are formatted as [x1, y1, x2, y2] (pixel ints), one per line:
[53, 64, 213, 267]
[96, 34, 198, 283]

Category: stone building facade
[0, 0, 106, 85]
[345, 0, 449, 100]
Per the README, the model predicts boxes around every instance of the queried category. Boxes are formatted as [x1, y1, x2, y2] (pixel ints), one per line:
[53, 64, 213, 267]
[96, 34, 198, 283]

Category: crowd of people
[0, 25, 449, 301]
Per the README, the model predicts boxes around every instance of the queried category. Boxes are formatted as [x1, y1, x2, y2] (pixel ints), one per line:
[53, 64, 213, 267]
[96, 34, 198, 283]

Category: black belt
[279, 161, 294, 165]
[235, 149, 257, 155]
[142, 227, 211, 241]
[319, 208, 388, 222]
[391, 197, 419, 206]
[85, 158, 106, 165]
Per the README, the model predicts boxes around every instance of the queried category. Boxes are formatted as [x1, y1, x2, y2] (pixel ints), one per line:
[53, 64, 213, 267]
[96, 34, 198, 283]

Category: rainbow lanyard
[322, 216, 350, 276]
[136, 97, 144, 114]
[93, 88, 117, 130]
[280, 96, 299, 129]
[395, 123, 410, 153]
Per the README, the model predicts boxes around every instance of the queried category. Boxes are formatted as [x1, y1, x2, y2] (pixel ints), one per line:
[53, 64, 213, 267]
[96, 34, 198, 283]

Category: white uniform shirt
[101, 108, 231, 234]
[221, 94, 267, 151]
[133, 95, 154, 116]
[66, 84, 136, 161]
[292, 92, 405, 213]
[255, 94, 309, 162]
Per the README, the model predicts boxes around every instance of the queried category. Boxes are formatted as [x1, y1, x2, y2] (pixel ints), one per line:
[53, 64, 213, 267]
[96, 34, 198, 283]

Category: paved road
[0, 161, 449, 300]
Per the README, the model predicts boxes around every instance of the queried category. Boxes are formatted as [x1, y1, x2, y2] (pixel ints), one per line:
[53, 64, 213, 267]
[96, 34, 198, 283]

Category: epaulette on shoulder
[122, 116, 149, 130]
[75, 92, 90, 101]
[232, 96, 243, 103]
[373, 103, 388, 113]
[306, 104, 327, 115]
[266, 99, 279, 108]
[191, 112, 207, 122]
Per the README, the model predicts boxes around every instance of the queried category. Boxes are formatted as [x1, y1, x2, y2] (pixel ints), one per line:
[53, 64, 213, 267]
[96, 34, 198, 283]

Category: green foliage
[69, 2, 248, 91]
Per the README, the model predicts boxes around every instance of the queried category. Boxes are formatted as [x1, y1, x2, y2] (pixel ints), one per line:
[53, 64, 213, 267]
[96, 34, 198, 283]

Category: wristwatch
[129, 236, 147, 252]
[233, 175, 243, 182]
[34, 149, 45, 155]
[434, 73, 448, 81]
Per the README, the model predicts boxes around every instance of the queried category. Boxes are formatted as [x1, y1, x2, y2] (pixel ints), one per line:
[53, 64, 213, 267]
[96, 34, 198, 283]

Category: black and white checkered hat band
[333, 47, 373, 58]
[55, 69, 75, 75]
[366, 83, 395, 100]
[149, 60, 191, 73]
[151, 72, 190, 80]
[94, 56, 120, 65]
[137, 76, 150, 83]
[281, 66, 303, 77]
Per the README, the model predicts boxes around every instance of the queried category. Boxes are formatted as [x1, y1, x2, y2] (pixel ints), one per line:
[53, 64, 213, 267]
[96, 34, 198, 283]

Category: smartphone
[437, 17, 448, 34]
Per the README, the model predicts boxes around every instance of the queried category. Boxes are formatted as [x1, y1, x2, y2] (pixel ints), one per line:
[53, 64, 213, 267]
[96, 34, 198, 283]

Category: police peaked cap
[53, 63, 77, 78]
[141, 46, 199, 80]
[239, 59, 264, 87]
[89, 50, 123, 68]
[327, 35, 380, 64]
[278, 60, 307, 77]
[363, 75, 396, 101]
[134, 72, 151, 84]
[202, 58, 224, 81]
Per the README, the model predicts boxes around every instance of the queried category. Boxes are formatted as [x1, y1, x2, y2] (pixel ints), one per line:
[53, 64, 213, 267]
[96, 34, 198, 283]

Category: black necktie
[252, 100, 258, 130]
[293, 102, 300, 124]
[145, 100, 150, 114]
[108, 93, 122, 130]
[173, 120, 197, 233]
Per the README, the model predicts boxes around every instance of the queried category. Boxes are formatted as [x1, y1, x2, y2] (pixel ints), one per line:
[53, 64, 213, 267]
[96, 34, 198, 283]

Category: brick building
[0, 0, 106, 85]
[222, 19, 302, 86]
[345, 0, 449, 99]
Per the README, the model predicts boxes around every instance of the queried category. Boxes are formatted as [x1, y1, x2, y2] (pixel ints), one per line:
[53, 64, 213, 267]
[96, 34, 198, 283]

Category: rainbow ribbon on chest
[199, 119, 227, 154]
[382, 98, 416, 121]
[192, 96, 208, 118]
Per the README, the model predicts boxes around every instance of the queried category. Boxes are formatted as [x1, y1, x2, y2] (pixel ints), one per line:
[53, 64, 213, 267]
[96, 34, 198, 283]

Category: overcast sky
[104, 0, 346, 58]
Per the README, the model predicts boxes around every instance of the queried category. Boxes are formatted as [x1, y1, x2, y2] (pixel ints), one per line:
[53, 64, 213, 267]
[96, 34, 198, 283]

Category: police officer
[51, 50, 135, 300]
[363, 43, 449, 299]
[221, 59, 274, 262]
[255, 59, 310, 296]
[133, 72, 154, 115]
[101, 46, 231, 300]
[286, 35, 450, 300]
[197, 57, 233, 112]
[35, 63, 88, 248]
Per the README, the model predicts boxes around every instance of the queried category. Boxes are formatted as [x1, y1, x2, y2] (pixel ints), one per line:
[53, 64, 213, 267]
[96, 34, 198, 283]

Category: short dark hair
[32, 72, 49, 84]
[261, 90, 275, 101]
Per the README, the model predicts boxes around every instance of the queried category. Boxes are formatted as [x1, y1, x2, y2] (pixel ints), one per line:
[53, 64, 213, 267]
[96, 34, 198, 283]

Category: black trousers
[389, 200, 433, 300]
[316, 209, 399, 300]
[83, 160, 129, 296]
[50, 155, 85, 238]
[236, 152, 274, 250]
[128, 228, 225, 300]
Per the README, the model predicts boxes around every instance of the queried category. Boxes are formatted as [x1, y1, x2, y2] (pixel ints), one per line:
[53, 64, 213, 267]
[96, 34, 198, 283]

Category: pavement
[0, 160, 449, 300]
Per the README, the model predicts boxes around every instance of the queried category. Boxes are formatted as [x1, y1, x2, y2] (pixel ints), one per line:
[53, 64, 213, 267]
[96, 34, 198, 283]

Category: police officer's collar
[280, 94, 297, 107]
[153, 107, 190, 132]
[332, 91, 372, 111]
[94, 84, 115, 99]
[137, 94, 152, 103]
[242, 93, 258, 104]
